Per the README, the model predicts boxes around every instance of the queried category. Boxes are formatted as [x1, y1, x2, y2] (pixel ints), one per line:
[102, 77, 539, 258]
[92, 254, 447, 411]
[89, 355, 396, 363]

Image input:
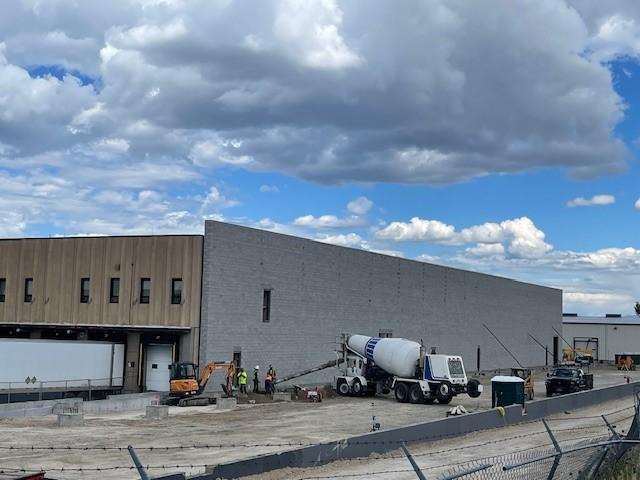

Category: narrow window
[110, 278, 120, 304]
[171, 278, 183, 305]
[24, 278, 33, 303]
[0, 278, 5, 303]
[262, 289, 271, 323]
[80, 278, 90, 303]
[140, 278, 151, 304]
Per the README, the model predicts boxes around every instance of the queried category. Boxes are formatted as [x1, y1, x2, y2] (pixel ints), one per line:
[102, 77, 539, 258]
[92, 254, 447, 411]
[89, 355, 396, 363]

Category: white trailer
[0, 338, 125, 391]
[336, 334, 482, 404]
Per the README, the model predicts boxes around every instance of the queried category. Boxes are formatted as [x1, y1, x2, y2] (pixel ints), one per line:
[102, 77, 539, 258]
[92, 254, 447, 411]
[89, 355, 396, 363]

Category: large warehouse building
[199, 221, 562, 384]
[0, 222, 563, 396]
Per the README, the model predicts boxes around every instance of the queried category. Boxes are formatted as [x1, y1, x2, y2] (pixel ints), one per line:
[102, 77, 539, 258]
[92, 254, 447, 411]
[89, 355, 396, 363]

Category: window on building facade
[262, 289, 271, 323]
[140, 278, 151, 304]
[0, 278, 5, 303]
[110, 278, 120, 303]
[171, 278, 183, 305]
[24, 278, 33, 303]
[379, 329, 393, 338]
[80, 278, 90, 303]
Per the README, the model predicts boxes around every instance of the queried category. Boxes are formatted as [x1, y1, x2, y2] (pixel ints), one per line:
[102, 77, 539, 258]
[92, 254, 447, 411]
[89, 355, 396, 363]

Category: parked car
[545, 366, 593, 397]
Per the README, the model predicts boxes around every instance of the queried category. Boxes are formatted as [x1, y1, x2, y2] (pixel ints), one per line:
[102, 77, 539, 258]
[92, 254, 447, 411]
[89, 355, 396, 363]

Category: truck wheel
[395, 383, 409, 403]
[352, 378, 363, 396]
[424, 398, 435, 404]
[409, 384, 423, 404]
[436, 383, 452, 404]
[467, 379, 481, 398]
[337, 379, 350, 396]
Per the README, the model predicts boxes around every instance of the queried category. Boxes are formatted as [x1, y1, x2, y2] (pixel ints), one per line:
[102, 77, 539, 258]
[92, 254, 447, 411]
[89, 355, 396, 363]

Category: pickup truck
[545, 366, 594, 397]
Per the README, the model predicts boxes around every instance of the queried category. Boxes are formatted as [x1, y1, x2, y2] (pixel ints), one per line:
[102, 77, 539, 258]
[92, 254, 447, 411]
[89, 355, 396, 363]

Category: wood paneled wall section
[0, 236, 202, 328]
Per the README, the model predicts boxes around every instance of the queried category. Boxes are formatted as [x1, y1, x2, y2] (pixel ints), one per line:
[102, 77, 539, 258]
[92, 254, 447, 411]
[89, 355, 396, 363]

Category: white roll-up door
[145, 344, 172, 391]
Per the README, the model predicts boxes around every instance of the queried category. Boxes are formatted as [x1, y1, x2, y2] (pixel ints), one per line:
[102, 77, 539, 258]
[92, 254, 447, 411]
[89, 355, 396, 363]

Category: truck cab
[392, 354, 482, 404]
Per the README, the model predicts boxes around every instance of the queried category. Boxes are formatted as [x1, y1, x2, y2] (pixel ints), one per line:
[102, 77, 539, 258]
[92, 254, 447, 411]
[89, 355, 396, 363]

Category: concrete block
[146, 405, 169, 419]
[272, 392, 291, 402]
[57, 412, 84, 427]
[216, 397, 237, 410]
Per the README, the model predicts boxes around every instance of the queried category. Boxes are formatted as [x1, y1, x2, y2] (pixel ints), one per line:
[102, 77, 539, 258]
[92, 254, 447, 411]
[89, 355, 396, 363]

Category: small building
[0, 235, 202, 395]
[562, 313, 640, 362]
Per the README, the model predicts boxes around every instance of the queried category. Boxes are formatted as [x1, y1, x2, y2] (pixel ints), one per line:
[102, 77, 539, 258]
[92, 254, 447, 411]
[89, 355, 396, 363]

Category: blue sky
[1, 0, 639, 314]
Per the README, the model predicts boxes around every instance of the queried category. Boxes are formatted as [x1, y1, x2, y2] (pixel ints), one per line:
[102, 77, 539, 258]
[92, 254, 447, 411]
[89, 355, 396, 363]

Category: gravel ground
[0, 364, 636, 479]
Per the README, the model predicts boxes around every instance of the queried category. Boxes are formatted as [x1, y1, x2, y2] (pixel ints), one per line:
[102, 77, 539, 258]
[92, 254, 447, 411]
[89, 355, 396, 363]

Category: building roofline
[0, 234, 203, 242]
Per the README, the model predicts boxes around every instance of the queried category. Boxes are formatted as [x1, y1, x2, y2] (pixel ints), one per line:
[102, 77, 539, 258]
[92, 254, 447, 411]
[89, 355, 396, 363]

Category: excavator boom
[199, 361, 235, 393]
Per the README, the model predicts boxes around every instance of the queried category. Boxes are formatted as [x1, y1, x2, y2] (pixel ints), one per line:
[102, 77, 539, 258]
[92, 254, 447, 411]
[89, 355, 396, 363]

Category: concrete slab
[271, 392, 291, 402]
[146, 405, 169, 420]
[215, 397, 237, 410]
[57, 412, 84, 427]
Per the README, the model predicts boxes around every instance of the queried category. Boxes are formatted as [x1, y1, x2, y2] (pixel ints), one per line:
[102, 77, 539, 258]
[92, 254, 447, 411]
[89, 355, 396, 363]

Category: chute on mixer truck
[335, 334, 482, 404]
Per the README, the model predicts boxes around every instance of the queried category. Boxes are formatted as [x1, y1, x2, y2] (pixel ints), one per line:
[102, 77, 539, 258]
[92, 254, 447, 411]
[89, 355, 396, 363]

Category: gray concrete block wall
[200, 221, 562, 387]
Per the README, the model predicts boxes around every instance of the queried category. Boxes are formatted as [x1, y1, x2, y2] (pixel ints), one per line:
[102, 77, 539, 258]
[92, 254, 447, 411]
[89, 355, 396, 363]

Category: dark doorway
[553, 336, 559, 365]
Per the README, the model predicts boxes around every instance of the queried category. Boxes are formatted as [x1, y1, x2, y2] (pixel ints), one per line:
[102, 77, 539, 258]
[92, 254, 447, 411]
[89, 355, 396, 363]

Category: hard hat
[255, 365, 260, 370]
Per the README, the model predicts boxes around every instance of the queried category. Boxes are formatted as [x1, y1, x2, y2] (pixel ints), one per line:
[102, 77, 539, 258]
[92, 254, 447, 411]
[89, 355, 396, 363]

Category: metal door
[145, 344, 172, 391]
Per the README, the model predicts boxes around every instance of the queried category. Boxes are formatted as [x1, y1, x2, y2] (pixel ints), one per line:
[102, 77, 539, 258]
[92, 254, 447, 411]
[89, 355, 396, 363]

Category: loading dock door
[574, 337, 599, 361]
[145, 344, 172, 391]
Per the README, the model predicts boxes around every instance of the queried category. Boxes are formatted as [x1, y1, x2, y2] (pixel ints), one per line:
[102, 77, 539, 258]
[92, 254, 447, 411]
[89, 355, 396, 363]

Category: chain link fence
[437, 392, 640, 480]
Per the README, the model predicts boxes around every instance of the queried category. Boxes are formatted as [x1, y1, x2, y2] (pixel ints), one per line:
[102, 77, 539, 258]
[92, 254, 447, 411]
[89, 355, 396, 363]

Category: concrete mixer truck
[335, 334, 483, 404]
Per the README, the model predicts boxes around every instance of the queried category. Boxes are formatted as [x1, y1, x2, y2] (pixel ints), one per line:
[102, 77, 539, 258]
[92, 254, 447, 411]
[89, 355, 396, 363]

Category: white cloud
[293, 214, 366, 229]
[293, 196, 373, 229]
[316, 233, 366, 248]
[466, 243, 505, 257]
[0, 0, 633, 190]
[635, 198, 640, 210]
[376, 216, 551, 259]
[567, 194, 616, 207]
[259, 184, 280, 193]
[347, 196, 373, 215]
[375, 217, 456, 243]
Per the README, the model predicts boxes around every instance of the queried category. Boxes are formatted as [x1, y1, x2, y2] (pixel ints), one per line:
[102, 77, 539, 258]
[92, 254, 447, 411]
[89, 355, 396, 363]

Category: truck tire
[337, 379, 350, 396]
[395, 382, 409, 403]
[467, 378, 481, 398]
[409, 384, 423, 404]
[424, 397, 435, 404]
[436, 382, 452, 404]
[352, 378, 363, 396]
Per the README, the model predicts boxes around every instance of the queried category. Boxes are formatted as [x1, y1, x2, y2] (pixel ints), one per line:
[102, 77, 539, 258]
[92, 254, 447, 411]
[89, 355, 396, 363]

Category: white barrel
[347, 334, 421, 378]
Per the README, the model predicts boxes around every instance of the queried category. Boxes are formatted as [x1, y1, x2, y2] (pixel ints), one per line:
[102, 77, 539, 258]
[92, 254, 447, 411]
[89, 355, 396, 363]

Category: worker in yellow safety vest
[237, 368, 248, 394]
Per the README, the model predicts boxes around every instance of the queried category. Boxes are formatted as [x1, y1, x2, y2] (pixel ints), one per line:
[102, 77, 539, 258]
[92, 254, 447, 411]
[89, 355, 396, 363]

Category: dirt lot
[0, 364, 636, 479]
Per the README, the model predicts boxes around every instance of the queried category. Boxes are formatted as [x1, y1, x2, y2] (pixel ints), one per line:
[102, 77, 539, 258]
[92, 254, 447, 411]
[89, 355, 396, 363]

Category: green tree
[635, 302, 640, 316]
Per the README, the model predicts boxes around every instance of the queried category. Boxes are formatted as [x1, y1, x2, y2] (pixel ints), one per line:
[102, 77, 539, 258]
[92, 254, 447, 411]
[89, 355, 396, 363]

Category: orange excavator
[169, 361, 235, 407]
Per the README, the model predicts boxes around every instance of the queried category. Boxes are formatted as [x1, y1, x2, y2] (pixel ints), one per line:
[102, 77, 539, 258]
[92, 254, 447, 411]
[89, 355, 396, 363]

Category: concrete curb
[208, 381, 640, 479]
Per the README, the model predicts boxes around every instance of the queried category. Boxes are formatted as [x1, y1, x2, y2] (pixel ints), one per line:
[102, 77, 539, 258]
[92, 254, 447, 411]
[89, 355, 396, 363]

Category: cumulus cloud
[375, 217, 456, 243]
[347, 196, 373, 215]
[567, 194, 616, 207]
[0, 0, 634, 196]
[293, 196, 373, 229]
[635, 198, 640, 210]
[376, 216, 552, 259]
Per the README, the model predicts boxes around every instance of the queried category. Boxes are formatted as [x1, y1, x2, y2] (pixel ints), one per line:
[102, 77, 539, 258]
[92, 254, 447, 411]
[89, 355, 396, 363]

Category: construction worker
[267, 364, 276, 384]
[265, 373, 273, 395]
[237, 367, 248, 394]
[253, 365, 260, 393]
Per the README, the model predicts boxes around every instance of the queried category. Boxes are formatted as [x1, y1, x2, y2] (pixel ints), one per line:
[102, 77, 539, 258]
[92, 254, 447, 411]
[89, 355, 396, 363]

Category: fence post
[127, 445, 150, 480]
[401, 442, 427, 480]
[542, 419, 562, 480]
[88, 379, 92, 401]
[7, 383, 10, 404]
